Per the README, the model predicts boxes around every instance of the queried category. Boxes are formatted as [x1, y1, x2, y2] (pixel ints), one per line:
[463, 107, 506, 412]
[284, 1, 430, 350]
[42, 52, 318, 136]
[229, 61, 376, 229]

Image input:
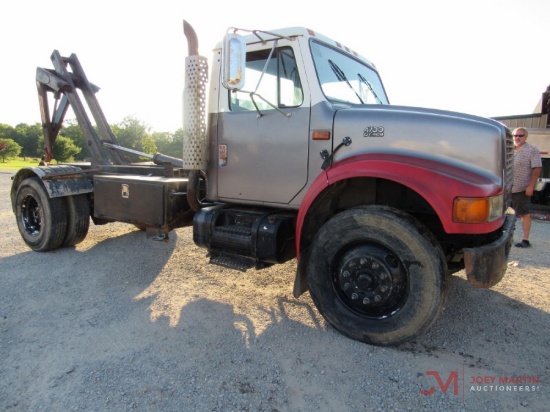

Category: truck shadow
[2, 228, 548, 410]
[159, 279, 549, 409]
[3, 224, 547, 366]
[0, 226, 177, 297]
[399, 274, 550, 374]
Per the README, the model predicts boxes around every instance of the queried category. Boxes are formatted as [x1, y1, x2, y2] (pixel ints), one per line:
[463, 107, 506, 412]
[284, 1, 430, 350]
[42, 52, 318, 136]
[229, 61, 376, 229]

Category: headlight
[453, 193, 504, 223]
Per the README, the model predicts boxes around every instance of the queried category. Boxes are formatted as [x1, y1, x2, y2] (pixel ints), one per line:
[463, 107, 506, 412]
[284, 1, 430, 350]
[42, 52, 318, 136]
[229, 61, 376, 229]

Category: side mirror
[222, 33, 246, 90]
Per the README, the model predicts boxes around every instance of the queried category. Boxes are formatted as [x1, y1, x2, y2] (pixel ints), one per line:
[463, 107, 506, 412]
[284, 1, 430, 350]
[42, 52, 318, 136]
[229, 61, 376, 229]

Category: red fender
[296, 153, 505, 258]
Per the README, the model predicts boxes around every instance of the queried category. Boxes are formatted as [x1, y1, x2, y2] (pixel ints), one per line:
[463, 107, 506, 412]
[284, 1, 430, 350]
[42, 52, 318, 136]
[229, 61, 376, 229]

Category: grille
[504, 128, 514, 207]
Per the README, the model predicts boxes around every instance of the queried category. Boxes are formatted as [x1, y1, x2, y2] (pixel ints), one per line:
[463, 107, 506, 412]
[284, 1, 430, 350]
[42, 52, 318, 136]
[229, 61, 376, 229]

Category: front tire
[306, 205, 446, 346]
[15, 177, 68, 252]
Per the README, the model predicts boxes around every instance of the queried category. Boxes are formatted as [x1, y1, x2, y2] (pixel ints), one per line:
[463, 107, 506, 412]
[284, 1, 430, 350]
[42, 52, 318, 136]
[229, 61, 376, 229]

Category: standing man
[512, 127, 542, 248]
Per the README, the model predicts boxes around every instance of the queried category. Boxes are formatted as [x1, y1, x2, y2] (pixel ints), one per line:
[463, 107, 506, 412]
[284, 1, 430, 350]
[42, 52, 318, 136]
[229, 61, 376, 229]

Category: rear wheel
[306, 205, 446, 346]
[63, 195, 90, 246]
[15, 177, 67, 252]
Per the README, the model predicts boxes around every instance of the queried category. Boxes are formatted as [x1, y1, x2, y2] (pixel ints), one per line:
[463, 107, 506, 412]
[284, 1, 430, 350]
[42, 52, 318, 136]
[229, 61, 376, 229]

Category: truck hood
[332, 104, 509, 184]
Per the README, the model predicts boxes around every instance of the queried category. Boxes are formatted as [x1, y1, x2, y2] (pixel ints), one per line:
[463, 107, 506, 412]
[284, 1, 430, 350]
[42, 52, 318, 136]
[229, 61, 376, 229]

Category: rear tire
[15, 177, 68, 252]
[63, 195, 90, 246]
[306, 205, 446, 346]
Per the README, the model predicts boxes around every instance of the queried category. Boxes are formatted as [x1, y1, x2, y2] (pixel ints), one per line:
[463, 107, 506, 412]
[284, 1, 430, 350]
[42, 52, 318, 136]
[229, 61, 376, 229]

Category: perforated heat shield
[182, 55, 209, 170]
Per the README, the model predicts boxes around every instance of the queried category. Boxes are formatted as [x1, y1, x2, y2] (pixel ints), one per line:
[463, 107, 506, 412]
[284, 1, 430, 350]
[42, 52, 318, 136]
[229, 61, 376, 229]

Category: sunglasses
[513, 134, 525, 137]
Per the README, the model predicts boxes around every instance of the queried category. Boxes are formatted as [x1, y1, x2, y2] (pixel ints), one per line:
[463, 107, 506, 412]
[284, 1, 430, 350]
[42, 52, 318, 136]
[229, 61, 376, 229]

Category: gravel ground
[0, 170, 548, 411]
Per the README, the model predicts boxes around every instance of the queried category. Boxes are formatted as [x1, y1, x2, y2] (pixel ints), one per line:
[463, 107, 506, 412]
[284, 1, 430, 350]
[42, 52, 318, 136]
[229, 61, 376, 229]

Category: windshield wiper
[328, 59, 364, 104]
[358, 73, 383, 104]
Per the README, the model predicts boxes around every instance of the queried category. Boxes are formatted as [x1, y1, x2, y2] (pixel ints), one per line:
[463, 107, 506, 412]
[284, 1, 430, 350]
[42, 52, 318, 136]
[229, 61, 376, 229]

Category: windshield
[310, 40, 388, 105]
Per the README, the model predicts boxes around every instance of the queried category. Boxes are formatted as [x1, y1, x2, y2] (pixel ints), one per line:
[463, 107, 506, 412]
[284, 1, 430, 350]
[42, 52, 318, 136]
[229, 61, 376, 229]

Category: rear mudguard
[10, 165, 93, 212]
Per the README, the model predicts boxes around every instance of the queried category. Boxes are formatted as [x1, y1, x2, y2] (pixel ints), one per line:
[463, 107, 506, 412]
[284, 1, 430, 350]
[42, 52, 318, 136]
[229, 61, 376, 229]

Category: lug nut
[363, 297, 370, 305]
[343, 283, 350, 290]
[351, 293, 358, 300]
[342, 271, 350, 278]
[374, 295, 381, 302]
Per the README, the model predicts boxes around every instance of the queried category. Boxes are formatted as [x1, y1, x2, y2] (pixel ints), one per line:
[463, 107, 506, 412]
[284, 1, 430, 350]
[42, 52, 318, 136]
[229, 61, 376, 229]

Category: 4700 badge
[364, 126, 385, 137]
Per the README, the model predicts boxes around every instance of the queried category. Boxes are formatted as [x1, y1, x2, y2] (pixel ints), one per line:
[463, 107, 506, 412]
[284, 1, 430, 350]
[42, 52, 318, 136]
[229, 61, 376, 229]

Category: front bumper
[463, 214, 515, 288]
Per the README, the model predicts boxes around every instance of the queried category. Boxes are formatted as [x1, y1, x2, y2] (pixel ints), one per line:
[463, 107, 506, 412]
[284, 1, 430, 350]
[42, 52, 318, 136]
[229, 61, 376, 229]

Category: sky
[1, 0, 548, 133]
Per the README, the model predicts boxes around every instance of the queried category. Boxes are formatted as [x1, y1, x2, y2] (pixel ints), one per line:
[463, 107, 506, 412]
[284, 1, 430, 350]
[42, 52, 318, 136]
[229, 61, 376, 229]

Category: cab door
[216, 42, 310, 204]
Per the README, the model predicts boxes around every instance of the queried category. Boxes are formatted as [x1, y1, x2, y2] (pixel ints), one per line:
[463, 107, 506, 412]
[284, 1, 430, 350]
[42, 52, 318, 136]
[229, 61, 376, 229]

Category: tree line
[0, 116, 184, 163]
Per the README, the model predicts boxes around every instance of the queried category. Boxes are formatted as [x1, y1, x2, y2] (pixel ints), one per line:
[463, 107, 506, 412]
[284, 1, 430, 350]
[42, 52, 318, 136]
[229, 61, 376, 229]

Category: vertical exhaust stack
[182, 20, 209, 211]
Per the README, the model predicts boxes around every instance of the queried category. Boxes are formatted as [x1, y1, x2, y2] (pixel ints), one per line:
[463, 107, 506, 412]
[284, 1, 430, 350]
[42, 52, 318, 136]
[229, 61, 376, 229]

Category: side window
[230, 46, 303, 111]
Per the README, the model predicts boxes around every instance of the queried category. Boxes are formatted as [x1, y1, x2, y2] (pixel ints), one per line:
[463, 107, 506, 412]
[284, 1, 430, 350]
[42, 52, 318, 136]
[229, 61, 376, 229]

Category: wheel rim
[333, 244, 408, 318]
[20, 194, 42, 237]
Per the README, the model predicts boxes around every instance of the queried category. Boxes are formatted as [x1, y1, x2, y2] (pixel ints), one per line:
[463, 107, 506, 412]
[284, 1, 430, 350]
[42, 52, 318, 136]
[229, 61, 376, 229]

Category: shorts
[512, 192, 531, 216]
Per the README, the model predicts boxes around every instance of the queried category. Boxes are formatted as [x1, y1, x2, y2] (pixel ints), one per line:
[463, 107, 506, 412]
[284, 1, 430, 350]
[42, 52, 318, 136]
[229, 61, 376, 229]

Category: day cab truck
[10, 20, 515, 346]
[526, 129, 550, 206]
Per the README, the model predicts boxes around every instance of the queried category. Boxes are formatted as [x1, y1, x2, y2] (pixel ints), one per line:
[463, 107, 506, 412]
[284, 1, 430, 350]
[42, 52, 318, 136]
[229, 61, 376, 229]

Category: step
[214, 225, 252, 237]
[209, 253, 254, 272]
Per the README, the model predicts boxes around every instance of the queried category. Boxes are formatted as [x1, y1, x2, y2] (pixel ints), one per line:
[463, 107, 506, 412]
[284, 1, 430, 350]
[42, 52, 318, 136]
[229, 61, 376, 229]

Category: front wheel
[15, 177, 68, 252]
[306, 206, 446, 346]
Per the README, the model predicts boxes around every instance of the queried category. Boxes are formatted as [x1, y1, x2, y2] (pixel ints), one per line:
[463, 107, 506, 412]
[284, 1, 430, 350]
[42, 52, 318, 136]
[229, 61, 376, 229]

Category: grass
[0, 157, 44, 171]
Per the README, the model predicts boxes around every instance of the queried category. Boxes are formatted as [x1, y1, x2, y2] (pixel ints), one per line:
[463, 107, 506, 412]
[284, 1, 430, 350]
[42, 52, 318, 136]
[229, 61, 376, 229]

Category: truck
[524, 129, 550, 206]
[492, 90, 550, 207]
[10, 20, 515, 346]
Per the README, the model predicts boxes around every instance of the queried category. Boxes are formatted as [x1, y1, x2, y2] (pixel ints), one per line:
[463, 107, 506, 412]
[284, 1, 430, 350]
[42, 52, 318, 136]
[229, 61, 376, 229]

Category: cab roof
[214, 26, 377, 70]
